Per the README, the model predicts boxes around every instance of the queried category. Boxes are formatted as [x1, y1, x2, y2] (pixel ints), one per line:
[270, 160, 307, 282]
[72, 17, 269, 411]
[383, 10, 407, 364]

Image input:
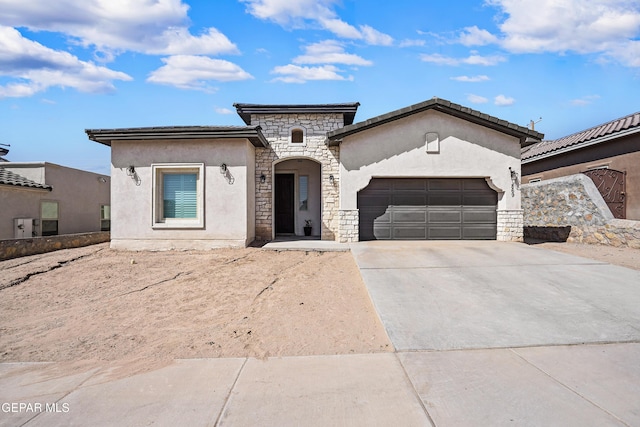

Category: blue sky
[1, 0, 639, 175]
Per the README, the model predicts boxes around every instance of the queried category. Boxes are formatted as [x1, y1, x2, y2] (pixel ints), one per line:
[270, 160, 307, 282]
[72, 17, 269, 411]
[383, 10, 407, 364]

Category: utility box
[14, 218, 33, 239]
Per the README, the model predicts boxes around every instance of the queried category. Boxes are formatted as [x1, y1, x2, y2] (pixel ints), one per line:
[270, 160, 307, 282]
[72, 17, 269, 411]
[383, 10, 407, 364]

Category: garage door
[358, 178, 497, 240]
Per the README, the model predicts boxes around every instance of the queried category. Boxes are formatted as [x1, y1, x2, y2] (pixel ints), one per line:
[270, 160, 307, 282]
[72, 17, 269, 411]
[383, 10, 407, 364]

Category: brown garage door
[358, 178, 497, 240]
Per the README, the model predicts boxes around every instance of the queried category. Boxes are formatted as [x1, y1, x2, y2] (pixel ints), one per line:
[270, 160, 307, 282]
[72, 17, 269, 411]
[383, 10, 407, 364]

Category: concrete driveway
[351, 240, 640, 351]
[351, 240, 640, 426]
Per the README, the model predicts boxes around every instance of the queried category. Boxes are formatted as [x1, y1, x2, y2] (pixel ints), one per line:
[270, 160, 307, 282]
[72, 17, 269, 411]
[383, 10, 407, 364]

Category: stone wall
[0, 232, 110, 261]
[252, 113, 344, 241]
[496, 210, 524, 242]
[522, 174, 640, 248]
[338, 210, 359, 243]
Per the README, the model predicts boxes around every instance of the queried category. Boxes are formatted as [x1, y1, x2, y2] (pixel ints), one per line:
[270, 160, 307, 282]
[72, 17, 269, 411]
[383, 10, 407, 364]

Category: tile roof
[86, 125, 269, 147]
[326, 97, 544, 146]
[522, 111, 640, 161]
[234, 103, 360, 126]
[0, 168, 52, 190]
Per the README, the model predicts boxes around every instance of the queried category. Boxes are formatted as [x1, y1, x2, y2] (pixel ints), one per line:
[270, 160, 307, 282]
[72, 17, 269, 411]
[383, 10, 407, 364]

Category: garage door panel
[393, 194, 427, 205]
[428, 226, 462, 239]
[428, 194, 462, 206]
[464, 193, 498, 206]
[463, 210, 497, 224]
[394, 226, 427, 239]
[428, 179, 462, 191]
[358, 178, 497, 241]
[392, 209, 427, 223]
[428, 210, 462, 223]
[372, 225, 392, 239]
[393, 179, 427, 191]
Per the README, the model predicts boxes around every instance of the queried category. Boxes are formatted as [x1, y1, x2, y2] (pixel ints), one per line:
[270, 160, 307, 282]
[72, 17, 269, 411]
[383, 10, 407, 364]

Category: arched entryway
[273, 158, 322, 238]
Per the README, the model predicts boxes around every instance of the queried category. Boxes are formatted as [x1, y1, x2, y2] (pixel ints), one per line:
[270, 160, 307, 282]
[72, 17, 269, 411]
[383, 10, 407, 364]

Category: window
[289, 127, 306, 145]
[41, 201, 59, 236]
[152, 163, 204, 228]
[299, 175, 308, 210]
[100, 205, 111, 231]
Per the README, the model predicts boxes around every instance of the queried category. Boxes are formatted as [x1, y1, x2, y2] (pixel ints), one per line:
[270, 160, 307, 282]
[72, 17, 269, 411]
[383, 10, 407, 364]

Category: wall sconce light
[98, 177, 107, 183]
[329, 174, 335, 185]
[509, 167, 519, 196]
[260, 174, 266, 184]
[126, 165, 135, 176]
[220, 163, 227, 173]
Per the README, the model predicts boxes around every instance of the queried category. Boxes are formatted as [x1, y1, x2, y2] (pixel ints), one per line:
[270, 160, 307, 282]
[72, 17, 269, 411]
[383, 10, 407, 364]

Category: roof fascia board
[522, 126, 640, 164]
[326, 100, 542, 146]
[86, 127, 269, 148]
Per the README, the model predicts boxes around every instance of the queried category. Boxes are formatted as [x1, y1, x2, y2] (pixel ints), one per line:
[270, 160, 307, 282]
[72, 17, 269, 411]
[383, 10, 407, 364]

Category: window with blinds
[152, 163, 204, 228]
[163, 174, 197, 218]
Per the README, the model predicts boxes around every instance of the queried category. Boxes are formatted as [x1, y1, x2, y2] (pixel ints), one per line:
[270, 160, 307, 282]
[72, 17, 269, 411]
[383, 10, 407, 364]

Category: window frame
[40, 200, 59, 236]
[152, 163, 205, 229]
[288, 126, 307, 146]
[100, 204, 111, 231]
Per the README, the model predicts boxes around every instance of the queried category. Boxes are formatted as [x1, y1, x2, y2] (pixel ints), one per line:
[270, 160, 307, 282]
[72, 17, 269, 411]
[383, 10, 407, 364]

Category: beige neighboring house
[0, 162, 111, 240]
[86, 97, 542, 250]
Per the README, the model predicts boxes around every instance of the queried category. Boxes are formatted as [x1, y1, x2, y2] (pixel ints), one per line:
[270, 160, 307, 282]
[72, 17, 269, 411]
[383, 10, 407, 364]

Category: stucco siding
[0, 163, 110, 240]
[110, 139, 254, 248]
[339, 109, 522, 212]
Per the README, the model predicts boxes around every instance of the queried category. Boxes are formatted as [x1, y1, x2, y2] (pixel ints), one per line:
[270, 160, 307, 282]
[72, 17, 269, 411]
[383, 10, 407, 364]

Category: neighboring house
[86, 97, 542, 250]
[522, 112, 640, 220]
[0, 162, 111, 240]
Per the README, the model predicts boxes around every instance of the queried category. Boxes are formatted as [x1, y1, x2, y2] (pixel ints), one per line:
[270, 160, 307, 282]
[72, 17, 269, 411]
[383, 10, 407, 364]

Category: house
[86, 97, 542, 250]
[522, 112, 640, 220]
[0, 162, 111, 240]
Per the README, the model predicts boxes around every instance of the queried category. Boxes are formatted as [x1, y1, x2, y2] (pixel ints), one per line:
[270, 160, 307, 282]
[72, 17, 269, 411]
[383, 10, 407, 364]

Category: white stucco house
[86, 97, 543, 250]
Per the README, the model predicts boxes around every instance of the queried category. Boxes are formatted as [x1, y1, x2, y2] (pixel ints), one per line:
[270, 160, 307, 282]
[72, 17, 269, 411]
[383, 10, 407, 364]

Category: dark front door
[358, 178, 498, 241]
[275, 173, 295, 234]
[583, 168, 626, 219]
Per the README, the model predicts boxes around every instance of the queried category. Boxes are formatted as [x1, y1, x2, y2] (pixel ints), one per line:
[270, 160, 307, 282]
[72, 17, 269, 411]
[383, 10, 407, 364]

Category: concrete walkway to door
[350, 240, 640, 425]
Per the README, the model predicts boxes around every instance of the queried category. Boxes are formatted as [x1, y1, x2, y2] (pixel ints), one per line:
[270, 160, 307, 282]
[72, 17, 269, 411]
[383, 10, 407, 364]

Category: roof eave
[233, 103, 360, 126]
[86, 127, 269, 148]
[326, 98, 543, 146]
[522, 125, 640, 164]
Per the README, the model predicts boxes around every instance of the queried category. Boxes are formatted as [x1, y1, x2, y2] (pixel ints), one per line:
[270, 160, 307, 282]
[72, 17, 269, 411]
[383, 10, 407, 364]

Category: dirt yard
[0, 244, 392, 364]
[1, 241, 638, 368]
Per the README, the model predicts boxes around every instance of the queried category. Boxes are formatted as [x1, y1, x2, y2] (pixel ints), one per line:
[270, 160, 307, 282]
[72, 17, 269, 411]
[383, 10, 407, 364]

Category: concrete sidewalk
[1, 343, 639, 426]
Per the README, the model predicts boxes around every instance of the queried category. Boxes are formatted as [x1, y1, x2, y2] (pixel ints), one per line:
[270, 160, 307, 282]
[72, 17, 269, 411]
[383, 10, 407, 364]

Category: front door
[275, 173, 295, 234]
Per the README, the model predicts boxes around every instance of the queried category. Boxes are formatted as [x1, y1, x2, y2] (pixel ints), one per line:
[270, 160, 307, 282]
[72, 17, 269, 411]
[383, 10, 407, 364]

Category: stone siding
[522, 174, 640, 248]
[252, 113, 343, 241]
[496, 210, 524, 242]
[0, 232, 110, 261]
[338, 210, 359, 243]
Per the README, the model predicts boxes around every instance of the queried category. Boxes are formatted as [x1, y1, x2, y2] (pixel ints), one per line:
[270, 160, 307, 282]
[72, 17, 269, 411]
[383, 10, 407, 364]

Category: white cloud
[241, 0, 393, 45]
[458, 26, 499, 46]
[0, 25, 131, 98]
[494, 94, 515, 106]
[360, 25, 394, 46]
[485, 0, 640, 66]
[399, 39, 426, 48]
[270, 64, 352, 83]
[570, 95, 601, 106]
[421, 53, 506, 66]
[0, 0, 238, 57]
[215, 107, 234, 114]
[467, 94, 489, 104]
[451, 75, 490, 82]
[293, 40, 372, 66]
[147, 55, 253, 92]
